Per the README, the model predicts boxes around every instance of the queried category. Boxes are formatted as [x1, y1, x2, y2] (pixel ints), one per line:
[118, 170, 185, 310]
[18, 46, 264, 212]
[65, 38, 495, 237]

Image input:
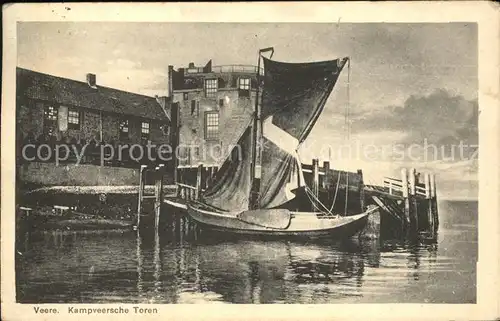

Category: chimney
[188, 62, 195, 69]
[167, 65, 174, 98]
[86, 73, 97, 89]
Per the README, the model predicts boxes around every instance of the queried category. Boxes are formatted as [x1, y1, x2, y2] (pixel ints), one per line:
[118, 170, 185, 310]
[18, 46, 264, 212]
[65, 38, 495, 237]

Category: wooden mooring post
[136, 165, 147, 228]
[322, 161, 330, 189]
[312, 159, 319, 212]
[424, 172, 434, 234]
[401, 168, 410, 230]
[195, 164, 203, 201]
[154, 164, 165, 230]
[357, 169, 366, 212]
[366, 167, 439, 239]
[206, 166, 213, 189]
[430, 173, 439, 230]
[408, 168, 419, 233]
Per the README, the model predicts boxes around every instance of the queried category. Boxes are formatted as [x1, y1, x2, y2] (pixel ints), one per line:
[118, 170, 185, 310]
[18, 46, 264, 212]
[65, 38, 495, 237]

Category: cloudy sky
[17, 22, 478, 199]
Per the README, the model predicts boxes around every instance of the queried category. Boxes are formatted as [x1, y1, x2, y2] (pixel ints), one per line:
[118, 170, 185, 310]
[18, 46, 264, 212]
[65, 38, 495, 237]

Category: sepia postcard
[2, 2, 499, 320]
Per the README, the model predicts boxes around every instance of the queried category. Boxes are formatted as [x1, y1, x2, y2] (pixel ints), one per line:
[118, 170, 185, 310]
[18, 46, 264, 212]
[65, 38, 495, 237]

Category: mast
[249, 47, 274, 209]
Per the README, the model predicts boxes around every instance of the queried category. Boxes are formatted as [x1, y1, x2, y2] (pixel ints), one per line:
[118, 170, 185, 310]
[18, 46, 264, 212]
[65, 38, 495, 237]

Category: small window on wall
[239, 78, 251, 90]
[205, 112, 219, 141]
[43, 104, 58, 135]
[239, 78, 251, 97]
[219, 99, 224, 108]
[205, 79, 218, 98]
[44, 105, 58, 122]
[68, 108, 81, 130]
[183, 92, 188, 100]
[119, 119, 129, 140]
[141, 121, 150, 141]
[191, 100, 200, 117]
[161, 124, 170, 136]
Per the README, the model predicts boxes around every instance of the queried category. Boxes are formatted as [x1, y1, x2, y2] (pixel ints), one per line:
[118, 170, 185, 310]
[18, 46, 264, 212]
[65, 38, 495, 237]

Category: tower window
[205, 79, 218, 98]
[239, 78, 251, 97]
[239, 78, 251, 90]
[204, 112, 219, 141]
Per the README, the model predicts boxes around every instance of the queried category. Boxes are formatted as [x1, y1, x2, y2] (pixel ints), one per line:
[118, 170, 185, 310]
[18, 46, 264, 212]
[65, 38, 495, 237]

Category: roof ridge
[17, 67, 169, 121]
[16, 67, 159, 100]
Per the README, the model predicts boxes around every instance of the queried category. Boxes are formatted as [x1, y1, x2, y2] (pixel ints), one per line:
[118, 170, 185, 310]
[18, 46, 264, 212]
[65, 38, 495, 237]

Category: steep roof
[16, 67, 169, 122]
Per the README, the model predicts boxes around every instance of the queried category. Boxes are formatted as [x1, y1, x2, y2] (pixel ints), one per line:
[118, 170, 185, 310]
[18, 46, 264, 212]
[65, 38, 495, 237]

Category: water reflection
[16, 202, 476, 303]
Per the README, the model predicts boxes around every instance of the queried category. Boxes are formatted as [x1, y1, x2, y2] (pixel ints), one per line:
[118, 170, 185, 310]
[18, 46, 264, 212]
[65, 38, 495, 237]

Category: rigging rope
[295, 152, 334, 216]
[304, 185, 333, 215]
[293, 58, 352, 217]
[344, 171, 349, 216]
[328, 170, 342, 213]
[345, 58, 351, 141]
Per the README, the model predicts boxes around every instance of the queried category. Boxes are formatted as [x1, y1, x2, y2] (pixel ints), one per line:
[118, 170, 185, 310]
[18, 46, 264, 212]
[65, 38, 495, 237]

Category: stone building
[16, 67, 171, 148]
[167, 60, 260, 167]
[16, 67, 176, 186]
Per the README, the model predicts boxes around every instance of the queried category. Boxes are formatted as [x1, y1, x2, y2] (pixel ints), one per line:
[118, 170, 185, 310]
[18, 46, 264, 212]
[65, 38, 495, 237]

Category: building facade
[168, 60, 260, 167]
[16, 67, 172, 167]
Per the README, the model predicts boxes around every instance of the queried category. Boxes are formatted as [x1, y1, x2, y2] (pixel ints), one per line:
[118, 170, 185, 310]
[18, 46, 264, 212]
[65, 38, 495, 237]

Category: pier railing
[176, 183, 198, 201]
[184, 65, 264, 75]
[367, 168, 439, 236]
[383, 177, 404, 196]
[176, 164, 219, 189]
[382, 175, 428, 198]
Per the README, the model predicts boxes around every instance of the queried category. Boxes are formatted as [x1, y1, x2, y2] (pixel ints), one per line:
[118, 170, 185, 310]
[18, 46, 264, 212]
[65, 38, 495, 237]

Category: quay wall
[18, 162, 163, 186]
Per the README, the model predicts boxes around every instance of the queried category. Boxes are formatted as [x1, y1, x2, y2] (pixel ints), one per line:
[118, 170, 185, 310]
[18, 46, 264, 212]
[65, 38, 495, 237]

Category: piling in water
[360, 205, 380, 239]
[408, 168, 419, 234]
[136, 165, 147, 228]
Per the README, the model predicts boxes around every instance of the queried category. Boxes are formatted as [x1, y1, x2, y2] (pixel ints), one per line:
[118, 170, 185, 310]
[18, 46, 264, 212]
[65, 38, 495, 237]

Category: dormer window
[205, 111, 219, 141]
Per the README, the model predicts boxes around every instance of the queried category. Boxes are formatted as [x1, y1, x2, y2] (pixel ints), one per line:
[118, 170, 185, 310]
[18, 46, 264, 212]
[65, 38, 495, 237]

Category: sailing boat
[186, 48, 377, 238]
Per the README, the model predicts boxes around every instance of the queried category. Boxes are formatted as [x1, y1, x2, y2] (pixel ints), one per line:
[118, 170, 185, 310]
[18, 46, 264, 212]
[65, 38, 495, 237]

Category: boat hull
[187, 204, 371, 239]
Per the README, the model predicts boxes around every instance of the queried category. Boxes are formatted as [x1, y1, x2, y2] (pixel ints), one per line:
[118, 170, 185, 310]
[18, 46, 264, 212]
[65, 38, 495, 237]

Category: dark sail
[201, 56, 347, 212]
[201, 123, 253, 212]
[258, 57, 348, 208]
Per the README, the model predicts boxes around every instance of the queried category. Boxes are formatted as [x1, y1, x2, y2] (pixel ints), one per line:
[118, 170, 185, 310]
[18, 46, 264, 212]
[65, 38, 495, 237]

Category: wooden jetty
[364, 168, 439, 238]
[136, 160, 439, 239]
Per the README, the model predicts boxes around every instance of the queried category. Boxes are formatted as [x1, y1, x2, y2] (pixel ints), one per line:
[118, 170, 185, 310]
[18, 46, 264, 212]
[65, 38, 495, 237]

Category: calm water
[16, 200, 477, 303]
